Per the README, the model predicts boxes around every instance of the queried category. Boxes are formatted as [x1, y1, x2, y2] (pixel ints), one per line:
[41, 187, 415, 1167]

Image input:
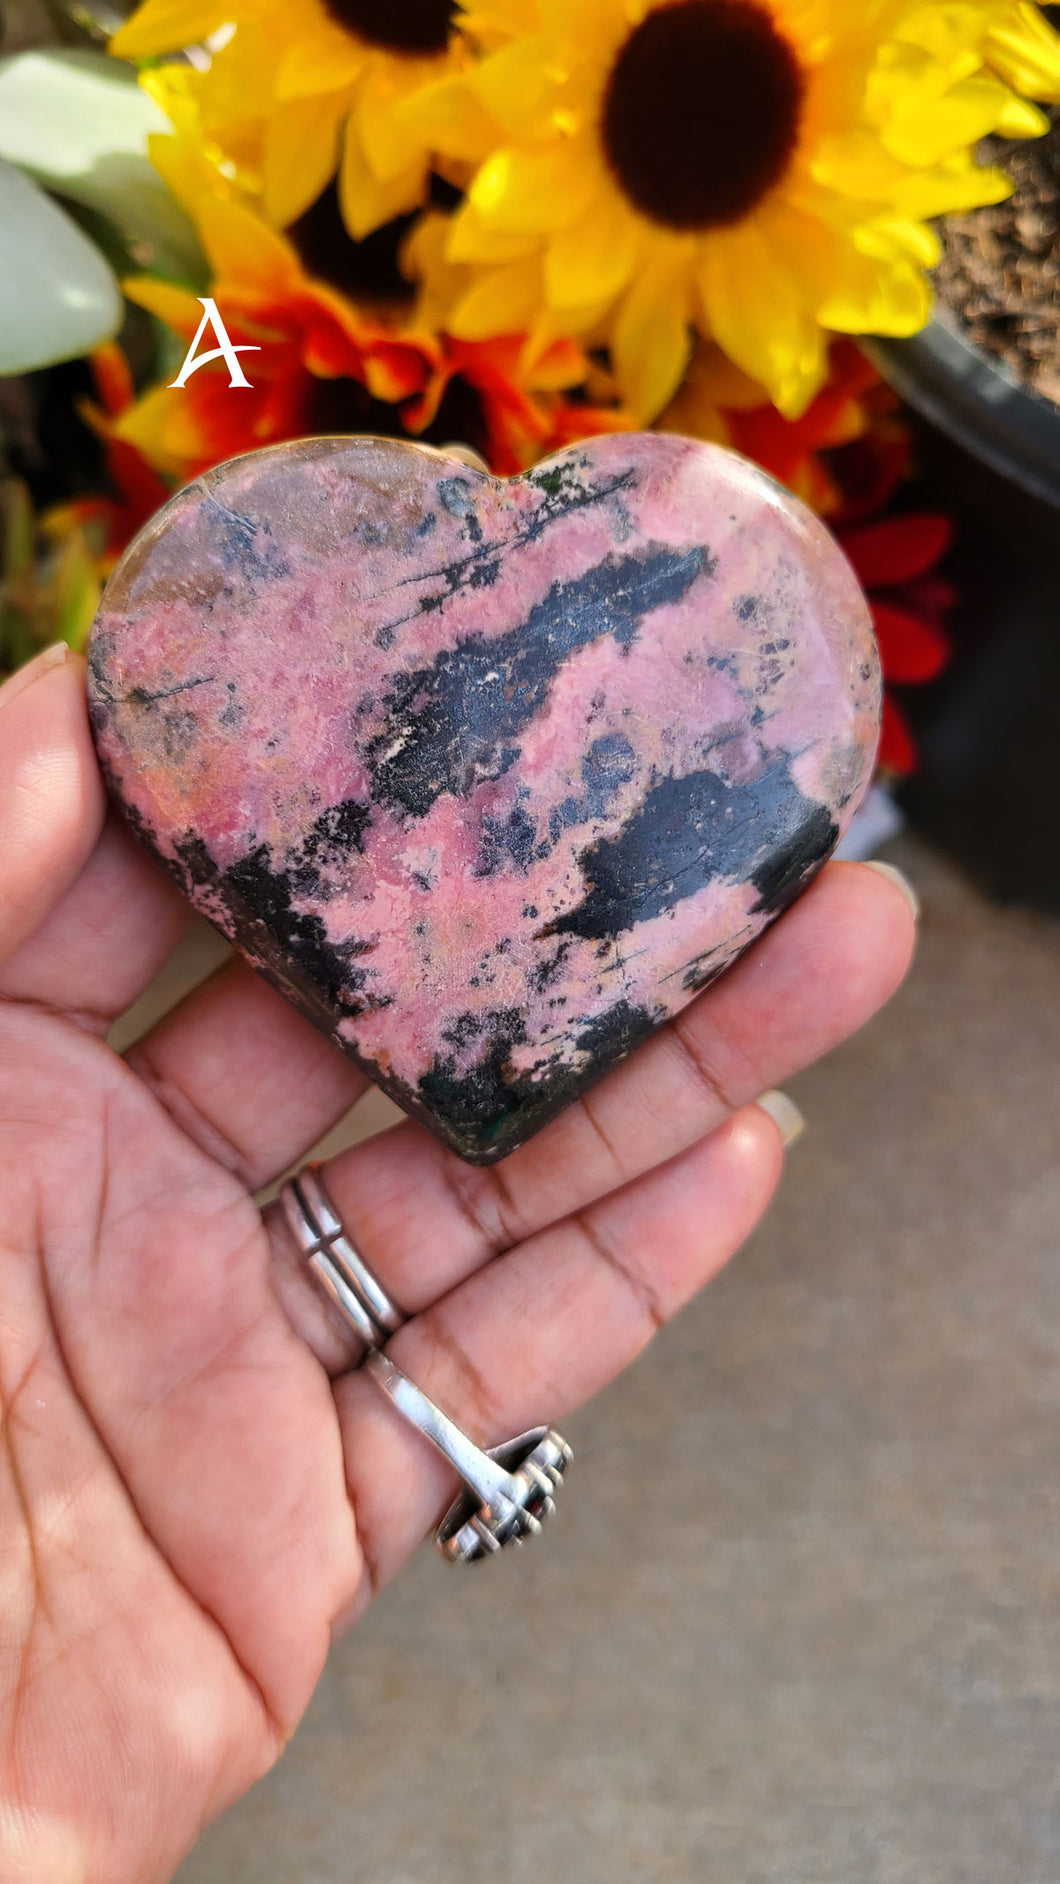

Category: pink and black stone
[88, 434, 880, 1163]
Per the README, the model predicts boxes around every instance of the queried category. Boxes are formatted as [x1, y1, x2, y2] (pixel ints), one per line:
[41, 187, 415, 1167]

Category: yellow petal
[403, 212, 467, 329]
[657, 388, 732, 447]
[122, 276, 206, 335]
[885, 74, 1026, 165]
[684, 344, 770, 414]
[112, 386, 207, 478]
[263, 95, 346, 227]
[519, 300, 609, 370]
[447, 200, 540, 264]
[761, 202, 931, 343]
[656, 341, 753, 442]
[536, 0, 627, 58]
[611, 249, 694, 424]
[544, 191, 639, 308]
[697, 221, 827, 419]
[894, 4, 984, 67]
[338, 120, 427, 239]
[179, 15, 280, 134]
[460, 0, 540, 43]
[276, 29, 366, 101]
[891, 158, 1014, 218]
[876, 31, 981, 95]
[449, 258, 548, 338]
[985, 1, 1060, 102]
[991, 92, 1049, 138]
[524, 335, 589, 390]
[468, 38, 563, 141]
[358, 72, 428, 181]
[110, 0, 224, 59]
[812, 131, 926, 201]
[468, 142, 597, 234]
[858, 215, 941, 267]
[146, 130, 220, 222]
[819, 238, 932, 339]
[188, 194, 298, 296]
[399, 73, 500, 163]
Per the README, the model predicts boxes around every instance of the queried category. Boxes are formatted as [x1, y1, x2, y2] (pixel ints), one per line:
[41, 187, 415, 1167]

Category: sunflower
[111, 0, 492, 236]
[415, 0, 1060, 419]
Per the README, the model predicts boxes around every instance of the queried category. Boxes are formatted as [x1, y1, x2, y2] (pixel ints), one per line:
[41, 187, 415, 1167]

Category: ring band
[280, 1162, 573, 1564]
[281, 1164, 406, 1349]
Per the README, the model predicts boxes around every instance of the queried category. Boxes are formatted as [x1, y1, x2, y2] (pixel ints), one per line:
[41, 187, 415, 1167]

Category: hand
[0, 645, 916, 1884]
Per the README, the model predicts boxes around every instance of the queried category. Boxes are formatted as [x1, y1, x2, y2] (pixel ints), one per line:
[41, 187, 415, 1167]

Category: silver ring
[280, 1164, 574, 1565]
[365, 1352, 573, 1564]
[281, 1164, 406, 1350]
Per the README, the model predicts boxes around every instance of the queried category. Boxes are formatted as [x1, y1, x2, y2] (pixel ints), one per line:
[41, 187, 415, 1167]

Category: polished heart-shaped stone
[88, 434, 879, 1163]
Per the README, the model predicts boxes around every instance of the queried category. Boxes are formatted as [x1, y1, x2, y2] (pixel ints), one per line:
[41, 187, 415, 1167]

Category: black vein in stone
[544, 756, 838, 941]
[366, 542, 707, 820]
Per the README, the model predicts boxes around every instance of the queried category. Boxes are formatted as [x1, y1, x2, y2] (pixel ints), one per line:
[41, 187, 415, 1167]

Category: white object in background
[834, 783, 904, 861]
[0, 157, 121, 374]
[0, 50, 203, 283]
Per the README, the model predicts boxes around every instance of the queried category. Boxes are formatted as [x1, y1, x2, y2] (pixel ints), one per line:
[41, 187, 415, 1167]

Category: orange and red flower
[112, 192, 435, 481]
[43, 345, 171, 573]
[106, 170, 623, 484]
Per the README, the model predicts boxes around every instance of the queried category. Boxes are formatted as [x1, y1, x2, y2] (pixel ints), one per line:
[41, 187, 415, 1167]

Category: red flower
[837, 512, 955, 776]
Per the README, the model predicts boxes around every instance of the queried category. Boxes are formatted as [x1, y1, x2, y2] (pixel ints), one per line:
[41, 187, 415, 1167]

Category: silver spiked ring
[279, 1165, 573, 1565]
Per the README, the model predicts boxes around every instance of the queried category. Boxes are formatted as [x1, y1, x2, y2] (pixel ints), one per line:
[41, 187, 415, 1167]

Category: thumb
[0, 645, 105, 969]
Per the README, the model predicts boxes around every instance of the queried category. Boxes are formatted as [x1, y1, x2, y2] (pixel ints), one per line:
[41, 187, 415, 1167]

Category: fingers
[334, 1104, 783, 1611]
[0, 811, 192, 1025]
[143, 854, 912, 1226]
[266, 858, 915, 1371]
[126, 957, 369, 1188]
[0, 647, 105, 974]
[0, 648, 194, 1024]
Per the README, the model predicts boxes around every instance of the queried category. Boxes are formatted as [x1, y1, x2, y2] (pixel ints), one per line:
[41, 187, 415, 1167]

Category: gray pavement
[168, 834, 1060, 1884]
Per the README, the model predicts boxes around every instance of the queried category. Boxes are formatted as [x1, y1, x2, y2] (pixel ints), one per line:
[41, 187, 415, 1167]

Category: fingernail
[756, 1088, 806, 1148]
[0, 642, 70, 715]
[864, 858, 920, 922]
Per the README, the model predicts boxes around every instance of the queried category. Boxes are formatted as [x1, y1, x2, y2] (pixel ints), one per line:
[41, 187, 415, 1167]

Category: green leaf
[52, 532, 101, 650]
[0, 158, 123, 372]
[0, 49, 205, 283]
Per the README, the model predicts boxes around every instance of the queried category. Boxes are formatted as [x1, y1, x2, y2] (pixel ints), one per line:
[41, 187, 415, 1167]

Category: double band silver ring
[280, 1164, 572, 1565]
[282, 1165, 406, 1349]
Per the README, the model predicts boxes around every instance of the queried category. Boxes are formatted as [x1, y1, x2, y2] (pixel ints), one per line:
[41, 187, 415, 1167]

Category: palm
[2, 1005, 355, 1883]
[0, 653, 915, 1884]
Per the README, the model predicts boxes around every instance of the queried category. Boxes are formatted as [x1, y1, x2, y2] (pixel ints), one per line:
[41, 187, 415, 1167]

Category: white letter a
[168, 298, 260, 389]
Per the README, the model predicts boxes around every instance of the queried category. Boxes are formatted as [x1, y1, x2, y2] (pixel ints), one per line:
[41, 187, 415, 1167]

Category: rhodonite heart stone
[88, 434, 879, 1163]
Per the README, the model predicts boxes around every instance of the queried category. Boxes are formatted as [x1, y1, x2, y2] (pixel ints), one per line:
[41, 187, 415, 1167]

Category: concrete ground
[158, 833, 1060, 1884]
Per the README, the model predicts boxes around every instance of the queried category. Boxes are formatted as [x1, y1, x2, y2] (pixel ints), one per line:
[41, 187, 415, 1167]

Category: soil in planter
[935, 109, 1060, 407]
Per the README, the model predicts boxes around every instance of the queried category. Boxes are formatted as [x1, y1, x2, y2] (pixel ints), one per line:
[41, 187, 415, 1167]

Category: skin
[0, 647, 915, 1884]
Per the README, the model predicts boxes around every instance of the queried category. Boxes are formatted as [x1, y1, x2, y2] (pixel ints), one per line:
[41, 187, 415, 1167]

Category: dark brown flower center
[601, 0, 805, 231]
[322, 0, 456, 57]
